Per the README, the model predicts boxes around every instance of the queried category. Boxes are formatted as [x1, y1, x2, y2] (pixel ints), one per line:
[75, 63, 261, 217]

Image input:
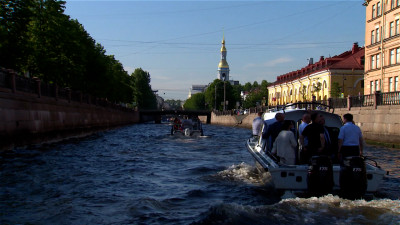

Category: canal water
[1, 123, 399, 225]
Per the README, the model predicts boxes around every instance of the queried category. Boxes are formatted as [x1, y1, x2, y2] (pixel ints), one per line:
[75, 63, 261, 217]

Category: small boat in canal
[171, 116, 204, 136]
[245, 102, 387, 199]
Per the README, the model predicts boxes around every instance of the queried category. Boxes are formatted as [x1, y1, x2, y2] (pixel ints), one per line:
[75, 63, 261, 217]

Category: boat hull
[246, 138, 386, 193]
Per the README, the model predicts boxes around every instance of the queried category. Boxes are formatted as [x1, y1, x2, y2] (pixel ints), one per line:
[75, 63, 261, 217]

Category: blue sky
[64, 0, 365, 100]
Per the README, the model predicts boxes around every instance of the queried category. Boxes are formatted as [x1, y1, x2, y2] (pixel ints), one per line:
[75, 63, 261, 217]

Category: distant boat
[171, 117, 204, 137]
[245, 102, 387, 199]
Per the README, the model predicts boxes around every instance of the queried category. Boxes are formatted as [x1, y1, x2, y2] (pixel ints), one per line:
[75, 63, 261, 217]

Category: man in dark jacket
[300, 112, 326, 163]
[263, 112, 285, 152]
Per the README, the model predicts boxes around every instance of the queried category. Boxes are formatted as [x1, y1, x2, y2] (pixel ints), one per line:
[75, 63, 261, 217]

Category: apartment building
[364, 0, 400, 94]
[267, 43, 365, 106]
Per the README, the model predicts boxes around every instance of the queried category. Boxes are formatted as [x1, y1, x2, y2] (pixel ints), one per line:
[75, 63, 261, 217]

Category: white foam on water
[278, 194, 400, 223]
[280, 194, 400, 213]
[216, 162, 274, 186]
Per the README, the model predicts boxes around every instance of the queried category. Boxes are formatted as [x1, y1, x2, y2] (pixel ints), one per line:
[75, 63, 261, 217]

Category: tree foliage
[204, 79, 240, 110]
[131, 68, 157, 109]
[242, 80, 269, 108]
[0, 0, 157, 106]
[330, 82, 342, 98]
[183, 93, 205, 110]
[164, 99, 183, 110]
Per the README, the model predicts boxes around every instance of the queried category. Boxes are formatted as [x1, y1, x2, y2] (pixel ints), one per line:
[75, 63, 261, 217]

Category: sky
[64, 0, 366, 100]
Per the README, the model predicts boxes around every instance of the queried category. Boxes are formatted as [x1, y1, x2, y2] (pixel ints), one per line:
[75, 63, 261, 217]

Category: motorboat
[245, 102, 387, 198]
[171, 117, 204, 136]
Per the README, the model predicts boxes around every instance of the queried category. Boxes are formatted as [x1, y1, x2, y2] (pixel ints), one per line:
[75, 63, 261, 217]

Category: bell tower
[217, 36, 230, 81]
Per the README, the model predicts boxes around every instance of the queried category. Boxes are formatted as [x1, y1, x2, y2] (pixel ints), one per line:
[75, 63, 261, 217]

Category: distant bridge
[139, 110, 212, 124]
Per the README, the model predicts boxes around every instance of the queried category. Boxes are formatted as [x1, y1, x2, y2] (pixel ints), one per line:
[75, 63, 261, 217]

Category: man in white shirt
[338, 113, 364, 159]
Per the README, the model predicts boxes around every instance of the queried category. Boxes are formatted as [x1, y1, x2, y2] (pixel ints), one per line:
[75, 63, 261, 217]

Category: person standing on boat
[319, 113, 336, 159]
[252, 111, 264, 137]
[271, 120, 297, 165]
[263, 112, 285, 152]
[298, 113, 311, 150]
[338, 113, 364, 159]
[300, 112, 326, 163]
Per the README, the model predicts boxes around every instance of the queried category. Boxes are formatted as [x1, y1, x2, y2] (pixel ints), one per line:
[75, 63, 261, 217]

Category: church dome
[218, 59, 229, 68]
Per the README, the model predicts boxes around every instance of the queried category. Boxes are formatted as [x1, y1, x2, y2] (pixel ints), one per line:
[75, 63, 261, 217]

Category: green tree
[330, 82, 342, 98]
[0, 0, 135, 104]
[252, 81, 259, 88]
[243, 82, 252, 92]
[131, 68, 157, 109]
[312, 80, 322, 100]
[300, 85, 307, 100]
[204, 79, 239, 110]
[243, 80, 269, 108]
[0, 0, 35, 70]
[183, 93, 205, 110]
[165, 99, 182, 110]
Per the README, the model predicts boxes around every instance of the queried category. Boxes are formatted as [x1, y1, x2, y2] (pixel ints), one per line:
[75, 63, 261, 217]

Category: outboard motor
[307, 155, 334, 196]
[184, 128, 192, 136]
[340, 156, 367, 199]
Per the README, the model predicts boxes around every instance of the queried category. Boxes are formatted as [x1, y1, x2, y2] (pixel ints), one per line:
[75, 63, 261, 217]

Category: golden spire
[220, 35, 226, 52]
[219, 34, 228, 68]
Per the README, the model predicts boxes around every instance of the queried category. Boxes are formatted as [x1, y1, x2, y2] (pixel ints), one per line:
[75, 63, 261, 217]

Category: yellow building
[363, 0, 400, 94]
[268, 43, 365, 106]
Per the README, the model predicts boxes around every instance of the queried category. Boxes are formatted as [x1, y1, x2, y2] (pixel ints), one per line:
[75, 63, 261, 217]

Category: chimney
[319, 56, 324, 61]
[352, 42, 359, 54]
[308, 58, 313, 65]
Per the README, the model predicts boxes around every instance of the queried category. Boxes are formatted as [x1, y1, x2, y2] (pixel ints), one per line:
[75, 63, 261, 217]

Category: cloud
[244, 57, 293, 69]
[153, 75, 170, 80]
[263, 57, 293, 67]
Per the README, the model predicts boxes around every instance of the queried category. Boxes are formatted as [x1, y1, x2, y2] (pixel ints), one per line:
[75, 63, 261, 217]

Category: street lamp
[222, 74, 226, 111]
[342, 75, 346, 98]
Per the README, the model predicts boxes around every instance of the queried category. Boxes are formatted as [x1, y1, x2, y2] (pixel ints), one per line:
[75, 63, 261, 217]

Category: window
[390, 21, 394, 37]
[392, 0, 395, 9]
[377, 2, 381, 16]
[396, 19, 400, 35]
[371, 55, 376, 69]
[371, 30, 375, 44]
[395, 77, 399, 91]
[370, 81, 374, 94]
[376, 27, 380, 42]
[397, 48, 400, 63]
[398, 0, 400, 7]
[372, 4, 376, 18]
[390, 49, 396, 64]
[375, 80, 379, 91]
[389, 77, 393, 92]
[377, 54, 380, 68]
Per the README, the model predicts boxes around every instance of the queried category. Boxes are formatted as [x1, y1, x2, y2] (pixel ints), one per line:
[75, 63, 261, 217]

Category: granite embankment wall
[0, 91, 139, 150]
[335, 106, 400, 144]
[211, 106, 400, 145]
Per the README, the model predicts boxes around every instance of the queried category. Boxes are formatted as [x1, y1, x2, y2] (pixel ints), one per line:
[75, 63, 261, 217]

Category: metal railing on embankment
[329, 91, 400, 109]
[0, 68, 134, 112]
[212, 91, 400, 116]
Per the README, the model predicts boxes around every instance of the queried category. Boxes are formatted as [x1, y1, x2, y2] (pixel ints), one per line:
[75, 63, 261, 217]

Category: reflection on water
[1, 123, 399, 225]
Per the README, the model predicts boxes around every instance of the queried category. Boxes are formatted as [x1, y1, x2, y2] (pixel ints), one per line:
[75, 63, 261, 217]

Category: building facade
[268, 43, 365, 106]
[364, 0, 400, 94]
[188, 84, 208, 98]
